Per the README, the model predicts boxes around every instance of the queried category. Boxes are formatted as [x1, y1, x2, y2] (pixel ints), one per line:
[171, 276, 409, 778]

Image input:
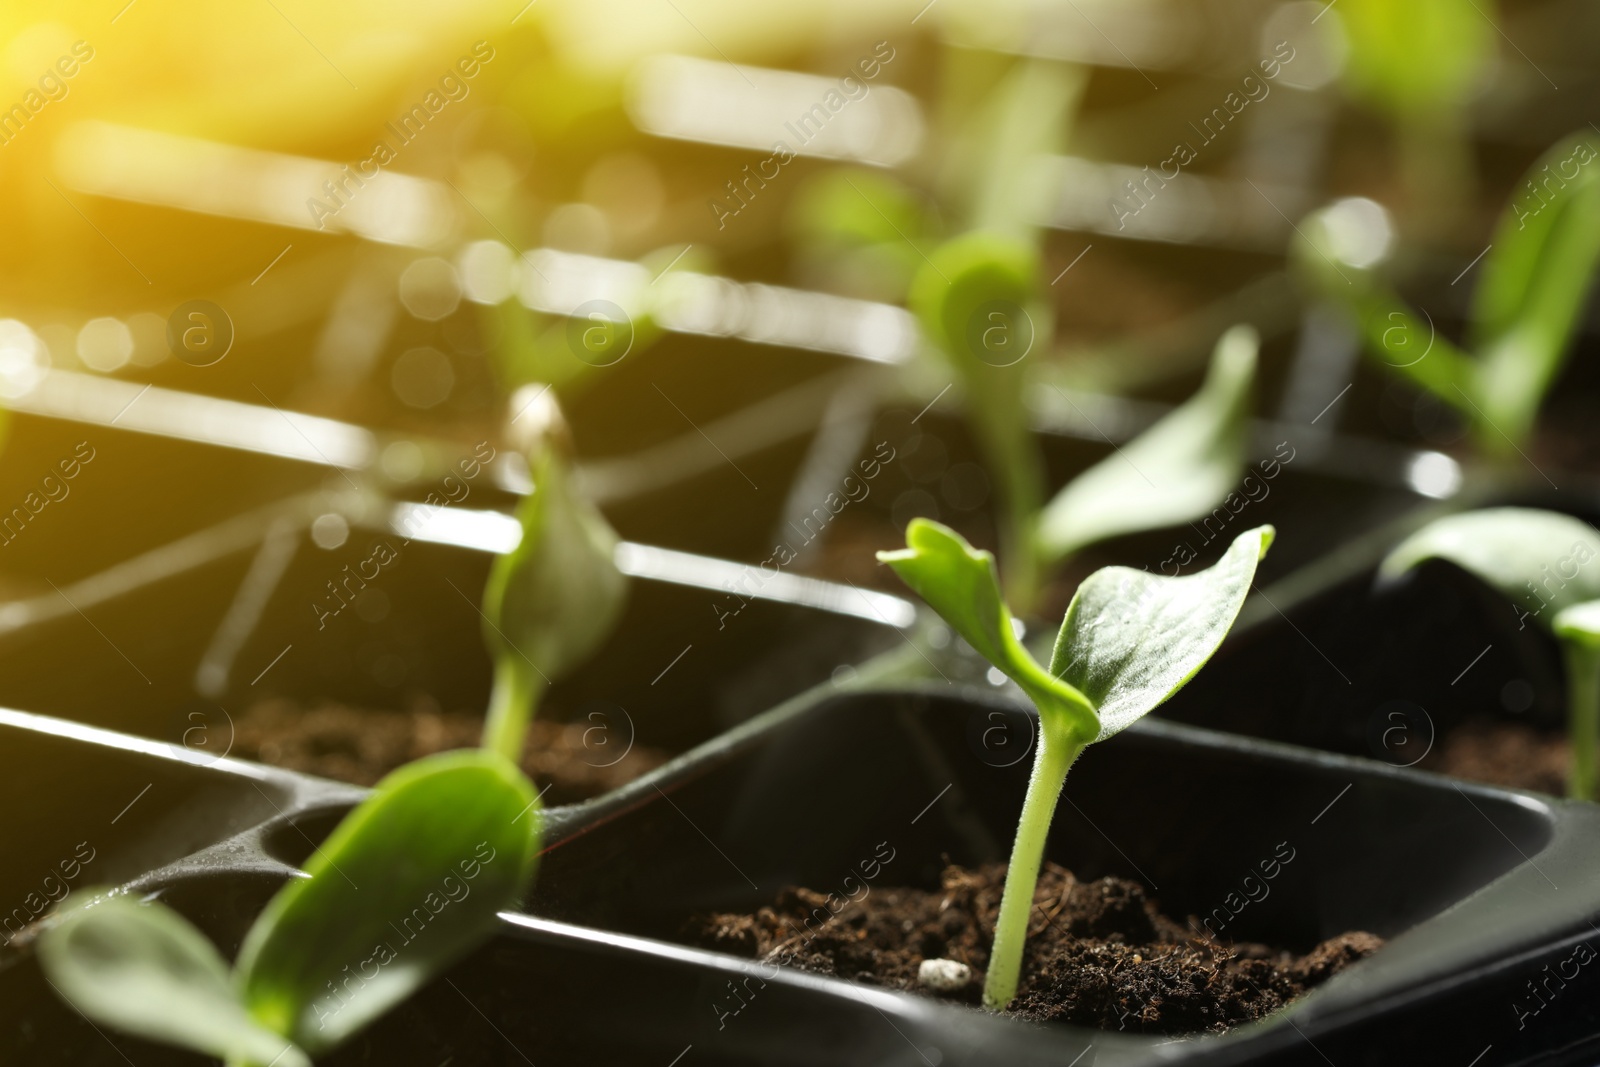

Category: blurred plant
[879, 520, 1272, 1010]
[39, 750, 540, 1066]
[1382, 508, 1600, 799]
[480, 385, 628, 762]
[910, 231, 1048, 605]
[37, 386, 622, 1061]
[1336, 0, 1497, 241]
[788, 169, 938, 302]
[909, 233, 1257, 612]
[1297, 132, 1600, 460]
[938, 55, 1086, 241]
[1036, 326, 1257, 569]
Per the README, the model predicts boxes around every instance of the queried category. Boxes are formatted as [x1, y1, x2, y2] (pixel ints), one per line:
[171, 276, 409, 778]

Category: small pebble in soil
[689, 861, 1384, 1034]
[918, 958, 971, 992]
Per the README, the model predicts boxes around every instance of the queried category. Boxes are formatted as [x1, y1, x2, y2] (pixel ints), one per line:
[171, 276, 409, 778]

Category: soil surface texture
[1426, 718, 1569, 796]
[232, 697, 668, 804]
[690, 861, 1381, 1033]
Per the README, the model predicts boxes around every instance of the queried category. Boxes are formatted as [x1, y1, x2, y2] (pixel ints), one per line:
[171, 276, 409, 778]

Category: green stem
[1563, 638, 1600, 801]
[983, 718, 1084, 1011]
[996, 458, 1042, 617]
[481, 656, 546, 763]
[965, 385, 1044, 615]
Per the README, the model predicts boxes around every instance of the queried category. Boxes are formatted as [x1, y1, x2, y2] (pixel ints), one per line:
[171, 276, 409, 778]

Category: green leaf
[965, 58, 1086, 238]
[1294, 203, 1479, 420]
[237, 750, 541, 1053]
[1554, 599, 1600, 648]
[1049, 525, 1274, 741]
[483, 446, 627, 683]
[909, 230, 1039, 375]
[790, 169, 928, 251]
[1380, 507, 1600, 626]
[1036, 324, 1256, 563]
[39, 894, 308, 1067]
[908, 231, 1048, 601]
[877, 519, 1096, 739]
[1338, 0, 1494, 117]
[1470, 133, 1600, 443]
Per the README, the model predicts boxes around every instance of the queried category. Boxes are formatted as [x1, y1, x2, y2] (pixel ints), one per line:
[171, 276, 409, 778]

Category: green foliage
[239, 751, 540, 1050]
[40, 750, 541, 1065]
[1470, 136, 1600, 438]
[1555, 601, 1600, 648]
[1037, 325, 1256, 563]
[481, 393, 628, 759]
[880, 520, 1271, 1009]
[878, 519, 1096, 741]
[39, 895, 307, 1067]
[1337, 0, 1494, 118]
[1381, 507, 1600, 798]
[1299, 132, 1600, 454]
[909, 231, 1047, 604]
[483, 446, 626, 683]
[1048, 524, 1274, 741]
[789, 169, 933, 300]
[1379, 507, 1600, 620]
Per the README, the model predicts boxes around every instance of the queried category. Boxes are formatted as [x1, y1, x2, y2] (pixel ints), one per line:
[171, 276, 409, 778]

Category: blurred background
[0, 0, 1593, 796]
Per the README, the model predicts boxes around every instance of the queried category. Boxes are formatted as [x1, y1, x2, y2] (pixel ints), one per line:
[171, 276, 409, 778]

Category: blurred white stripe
[1044, 155, 1300, 250]
[55, 122, 456, 248]
[628, 54, 922, 166]
[10, 369, 377, 469]
[614, 541, 918, 627]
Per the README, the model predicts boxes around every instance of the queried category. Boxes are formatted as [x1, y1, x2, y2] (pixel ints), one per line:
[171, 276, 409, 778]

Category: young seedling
[38, 389, 622, 1062]
[1298, 131, 1600, 459]
[38, 750, 541, 1065]
[1381, 507, 1600, 797]
[878, 519, 1273, 1009]
[1335, 0, 1494, 241]
[1036, 325, 1257, 566]
[907, 227, 1258, 612]
[480, 385, 629, 762]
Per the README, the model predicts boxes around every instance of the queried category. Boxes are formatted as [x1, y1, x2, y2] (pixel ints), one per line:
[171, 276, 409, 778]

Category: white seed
[918, 958, 972, 992]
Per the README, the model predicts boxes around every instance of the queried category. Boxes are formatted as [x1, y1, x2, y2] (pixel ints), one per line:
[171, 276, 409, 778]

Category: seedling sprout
[37, 391, 626, 1061]
[1299, 132, 1600, 460]
[1382, 507, 1600, 798]
[879, 519, 1273, 1008]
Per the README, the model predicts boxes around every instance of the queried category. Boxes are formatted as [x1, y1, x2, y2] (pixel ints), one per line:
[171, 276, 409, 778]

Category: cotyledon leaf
[1036, 324, 1256, 563]
[1379, 507, 1600, 625]
[38, 893, 308, 1067]
[1470, 132, 1600, 441]
[236, 750, 540, 1053]
[877, 519, 1097, 739]
[482, 444, 628, 683]
[1049, 525, 1275, 741]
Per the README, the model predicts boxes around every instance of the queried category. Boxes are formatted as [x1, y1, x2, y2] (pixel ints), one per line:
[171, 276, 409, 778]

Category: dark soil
[689, 861, 1381, 1034]
[1426, 718, 1569, 796]
[230, 697, 669, 805]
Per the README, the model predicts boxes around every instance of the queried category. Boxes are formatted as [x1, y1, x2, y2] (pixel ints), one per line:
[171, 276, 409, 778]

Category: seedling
[879, 519, 1273, 1009]
[1335, 0, 1494, 239]
[38, 750, 541, 1066]
[37, 390, 624, 1061]
[908, 233, 1258, 612]
[1298, 131, 1600, 459]
[1381, 507, 1600, 798]
[480, 386, 629, 762]
[1035, 324, 1257, 566]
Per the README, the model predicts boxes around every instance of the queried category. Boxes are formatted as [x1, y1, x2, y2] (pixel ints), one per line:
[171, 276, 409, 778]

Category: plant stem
[983, 717, 1084, 1011]
[481, 655, 546, 763]
[1564, 638, 1600, 801]
[996, 457, 1042, 617]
